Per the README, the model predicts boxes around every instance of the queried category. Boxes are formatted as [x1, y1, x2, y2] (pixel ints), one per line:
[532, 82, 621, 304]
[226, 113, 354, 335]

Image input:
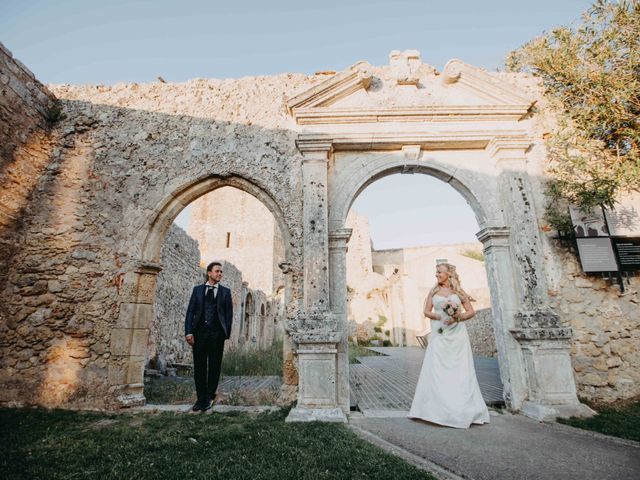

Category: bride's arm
[423, 292, 440, 320]
[454, 296, 475, 322]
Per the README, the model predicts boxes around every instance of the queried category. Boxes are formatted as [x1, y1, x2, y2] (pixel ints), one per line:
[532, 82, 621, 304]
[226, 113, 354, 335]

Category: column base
[520, 401, 596, 422]
[286, 407, 347, 423]
[114, 383, 146, 407]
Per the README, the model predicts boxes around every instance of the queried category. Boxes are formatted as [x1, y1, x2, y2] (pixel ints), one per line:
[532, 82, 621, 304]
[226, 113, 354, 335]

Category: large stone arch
[110, 174, 294, 406]
[327, 149, 526, 414]
[330, 154, 494, 232]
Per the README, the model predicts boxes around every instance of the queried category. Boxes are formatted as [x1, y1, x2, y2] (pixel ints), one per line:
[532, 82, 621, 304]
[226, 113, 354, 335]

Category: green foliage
[376, 315, 388, 327]
[374, 326, 383, 333]
[0, 408, 436, 479]
[506, 0, 640, 231]
[222, 340, 283, 377]
[384, 329, 391, 337]
[382, 340, 393, 347]
[460, 249, 485, 262]
[557, 398, 640, 442]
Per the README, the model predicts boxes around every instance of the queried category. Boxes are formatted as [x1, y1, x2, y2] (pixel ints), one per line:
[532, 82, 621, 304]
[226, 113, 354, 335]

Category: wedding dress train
[408, 293, 490, 428]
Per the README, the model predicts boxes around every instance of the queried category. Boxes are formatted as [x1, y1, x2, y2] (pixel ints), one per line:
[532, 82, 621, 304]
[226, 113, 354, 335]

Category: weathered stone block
[110, 328, 149, 357]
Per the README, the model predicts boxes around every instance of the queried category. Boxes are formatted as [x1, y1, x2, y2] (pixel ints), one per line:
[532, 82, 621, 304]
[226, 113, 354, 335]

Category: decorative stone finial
[389, 49, 421, 86]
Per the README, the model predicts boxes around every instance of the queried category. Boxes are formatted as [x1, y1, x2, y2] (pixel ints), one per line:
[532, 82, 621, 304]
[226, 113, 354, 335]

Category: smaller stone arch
[111, 174, 296, 405]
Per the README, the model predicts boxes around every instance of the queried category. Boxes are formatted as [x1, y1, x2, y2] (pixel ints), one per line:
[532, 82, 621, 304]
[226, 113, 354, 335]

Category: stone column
[477, 227, 528, 409]
[328, 228, 352, 413]
[109, 261, 162, 407]
[287, 140, 346, 422]
[488, 138, 594, 420]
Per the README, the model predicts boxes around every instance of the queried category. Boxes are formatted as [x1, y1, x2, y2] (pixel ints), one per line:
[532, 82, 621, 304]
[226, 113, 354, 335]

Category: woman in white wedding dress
[409, 262, 490, 428]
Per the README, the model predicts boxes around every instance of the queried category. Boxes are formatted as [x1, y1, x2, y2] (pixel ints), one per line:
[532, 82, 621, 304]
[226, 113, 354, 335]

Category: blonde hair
[430, 263, 475, 302]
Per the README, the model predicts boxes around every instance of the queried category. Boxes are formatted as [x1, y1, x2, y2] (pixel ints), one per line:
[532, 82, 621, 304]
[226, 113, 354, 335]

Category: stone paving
[350, 347, 503, 415]
[349, 412, 640, 480]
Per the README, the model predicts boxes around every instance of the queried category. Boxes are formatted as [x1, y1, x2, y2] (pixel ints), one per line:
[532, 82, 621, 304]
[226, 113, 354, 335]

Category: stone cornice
[287, 62, 372, 114]
[486, 136, 532, 159]
[292, 105, 532, 125]
[442, 59, 534, 107]
[297, 131, 529, 152]
[287, 56, 535, 125]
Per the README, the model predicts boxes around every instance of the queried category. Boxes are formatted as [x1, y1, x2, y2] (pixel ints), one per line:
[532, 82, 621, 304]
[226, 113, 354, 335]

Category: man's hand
[185, 334, 194, 346]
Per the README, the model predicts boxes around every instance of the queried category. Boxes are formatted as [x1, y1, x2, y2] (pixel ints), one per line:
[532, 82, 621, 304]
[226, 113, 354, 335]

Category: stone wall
[547, 247, 639, 402]
[0, 42, 56, 292]
[0, 64, 311, 408]
[466, 308, 497, 358]
[517, 80, 640, 403]
[148, 224, 203, 372]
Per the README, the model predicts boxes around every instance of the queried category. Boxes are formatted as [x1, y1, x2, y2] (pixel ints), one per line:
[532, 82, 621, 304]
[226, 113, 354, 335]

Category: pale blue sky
[1, 0, 591, 248]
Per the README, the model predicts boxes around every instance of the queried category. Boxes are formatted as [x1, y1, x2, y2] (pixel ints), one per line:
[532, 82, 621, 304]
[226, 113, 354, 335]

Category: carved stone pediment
[286, 51, 535, 125]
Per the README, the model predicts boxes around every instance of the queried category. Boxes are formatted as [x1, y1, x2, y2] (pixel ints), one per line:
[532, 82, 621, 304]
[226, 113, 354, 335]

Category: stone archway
[109, 175, 294, 406]
[328, 151, 525, 413]
[284, 53, 592, 421]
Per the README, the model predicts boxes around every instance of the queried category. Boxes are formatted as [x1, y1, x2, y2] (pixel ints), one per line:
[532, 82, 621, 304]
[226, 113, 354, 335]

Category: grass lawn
[222, 340, 283, 377]
[557, 398, 640, 442]
[348, 344, 382, 364]
[0, 408, 435, 480]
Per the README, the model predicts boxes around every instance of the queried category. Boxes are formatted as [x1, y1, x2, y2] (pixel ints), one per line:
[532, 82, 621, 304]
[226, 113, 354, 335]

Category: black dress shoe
[201, 399, 213, 411]
[191, 402, 202, 412]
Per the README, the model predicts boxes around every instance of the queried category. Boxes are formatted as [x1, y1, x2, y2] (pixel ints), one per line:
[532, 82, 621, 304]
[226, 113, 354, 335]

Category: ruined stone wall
[149, 224, 203, 371]
[466, 308, 497, 358]
[0, 68, 314, 408]
[0, 42, 56, 292]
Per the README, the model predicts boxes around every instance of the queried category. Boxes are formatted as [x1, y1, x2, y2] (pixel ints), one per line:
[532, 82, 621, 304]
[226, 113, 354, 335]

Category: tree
[506, 0, 640, 234]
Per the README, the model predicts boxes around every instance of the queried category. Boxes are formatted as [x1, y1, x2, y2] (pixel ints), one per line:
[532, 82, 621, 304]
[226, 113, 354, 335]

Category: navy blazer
[184, 284, 233, 339]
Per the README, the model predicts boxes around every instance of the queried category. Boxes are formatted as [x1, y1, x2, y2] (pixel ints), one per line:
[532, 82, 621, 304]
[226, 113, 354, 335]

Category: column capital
[297, 138, 333, 162]
[329, 228, 352, 250]
[486, 136, 531, 169]
[476, 226, 510, 247]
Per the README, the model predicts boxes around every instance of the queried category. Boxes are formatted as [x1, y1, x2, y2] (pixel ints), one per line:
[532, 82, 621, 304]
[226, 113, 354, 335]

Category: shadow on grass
[0, 407, 436, 480]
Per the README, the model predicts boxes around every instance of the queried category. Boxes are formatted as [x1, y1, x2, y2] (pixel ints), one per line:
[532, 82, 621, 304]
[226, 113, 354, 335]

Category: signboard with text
[612, 238, 640, 271]
[575, 237, 619, 272]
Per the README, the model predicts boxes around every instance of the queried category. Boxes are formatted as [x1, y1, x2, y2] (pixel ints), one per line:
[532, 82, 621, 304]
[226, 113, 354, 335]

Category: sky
[1, 0, 592, 248]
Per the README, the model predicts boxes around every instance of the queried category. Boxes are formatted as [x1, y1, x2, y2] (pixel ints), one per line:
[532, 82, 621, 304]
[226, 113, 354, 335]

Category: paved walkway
[350, 347, 503, 415]
[349, 411, 640, 480]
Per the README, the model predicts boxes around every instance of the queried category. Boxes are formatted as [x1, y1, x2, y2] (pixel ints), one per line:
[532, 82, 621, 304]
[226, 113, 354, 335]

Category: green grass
[222, 340, 283, 376]
[0, 408, 436, 480]
[557, 398, 640, 442]
[460, 248, 484, 262]
[144, 376, 196, 404]
[348, 344, 382, 364]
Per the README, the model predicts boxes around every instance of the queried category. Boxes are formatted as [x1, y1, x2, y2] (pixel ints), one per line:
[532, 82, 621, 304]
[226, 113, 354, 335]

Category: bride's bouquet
[438, 301, 460, 334]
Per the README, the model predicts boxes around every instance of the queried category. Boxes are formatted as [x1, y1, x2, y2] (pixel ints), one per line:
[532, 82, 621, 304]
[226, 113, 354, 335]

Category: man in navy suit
[185, 261, 233, 412]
